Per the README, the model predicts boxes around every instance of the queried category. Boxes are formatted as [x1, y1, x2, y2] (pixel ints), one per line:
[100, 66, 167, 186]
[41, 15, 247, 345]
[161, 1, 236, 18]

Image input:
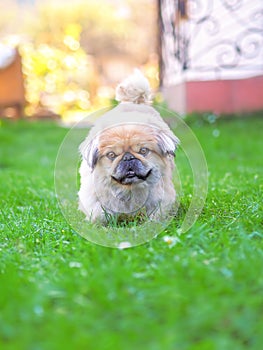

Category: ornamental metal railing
[158, 0, 263, 85]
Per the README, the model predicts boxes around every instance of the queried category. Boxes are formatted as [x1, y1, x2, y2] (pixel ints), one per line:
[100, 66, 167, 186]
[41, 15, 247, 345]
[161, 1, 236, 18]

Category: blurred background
[0, 0, 262, 122]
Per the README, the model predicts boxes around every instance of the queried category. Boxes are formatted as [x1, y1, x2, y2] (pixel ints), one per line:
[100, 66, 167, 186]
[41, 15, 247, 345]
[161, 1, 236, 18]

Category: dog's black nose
[122, 152, 135, 161]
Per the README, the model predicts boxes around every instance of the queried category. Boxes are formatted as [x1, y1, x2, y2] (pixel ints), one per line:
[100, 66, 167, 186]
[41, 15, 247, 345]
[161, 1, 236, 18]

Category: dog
[78, 70, 179, 223]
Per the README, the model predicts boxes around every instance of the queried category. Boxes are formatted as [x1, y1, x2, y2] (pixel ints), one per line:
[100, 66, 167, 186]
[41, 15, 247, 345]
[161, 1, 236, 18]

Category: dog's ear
[79, 136, 99, 171]
[156, 131, 180, 157]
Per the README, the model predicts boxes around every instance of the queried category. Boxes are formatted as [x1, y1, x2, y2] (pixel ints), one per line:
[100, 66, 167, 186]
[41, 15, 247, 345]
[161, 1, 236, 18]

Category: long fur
[78, 70, 179, 223]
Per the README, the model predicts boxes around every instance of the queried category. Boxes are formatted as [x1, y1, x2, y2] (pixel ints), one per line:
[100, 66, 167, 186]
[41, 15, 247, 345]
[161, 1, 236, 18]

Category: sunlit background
[0, 0, 159, 122]
[1, 0, 263, 122]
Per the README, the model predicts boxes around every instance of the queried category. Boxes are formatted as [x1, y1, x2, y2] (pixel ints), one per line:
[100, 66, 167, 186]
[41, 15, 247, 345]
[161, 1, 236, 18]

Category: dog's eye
[139, 147, 149, 155]
[106, 151, 117, 160]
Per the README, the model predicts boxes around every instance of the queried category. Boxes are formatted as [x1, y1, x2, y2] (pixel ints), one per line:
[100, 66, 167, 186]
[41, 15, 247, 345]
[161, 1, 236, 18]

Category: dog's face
[83, 124, 178, 186]
[80, 123, 179, 215]
[98, 125, 162, 186]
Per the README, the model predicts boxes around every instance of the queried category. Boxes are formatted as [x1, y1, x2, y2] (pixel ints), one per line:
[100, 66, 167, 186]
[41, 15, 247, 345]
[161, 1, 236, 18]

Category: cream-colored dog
[78, 70, 179, 222]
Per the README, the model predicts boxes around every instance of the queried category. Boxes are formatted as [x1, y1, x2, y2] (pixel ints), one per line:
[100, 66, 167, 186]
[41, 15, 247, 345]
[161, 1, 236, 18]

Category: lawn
[0, 115, 262, 350]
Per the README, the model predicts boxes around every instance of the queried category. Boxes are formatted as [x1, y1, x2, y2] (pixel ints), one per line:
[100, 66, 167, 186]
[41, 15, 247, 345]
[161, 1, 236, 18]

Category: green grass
[0, 116, 262, 350]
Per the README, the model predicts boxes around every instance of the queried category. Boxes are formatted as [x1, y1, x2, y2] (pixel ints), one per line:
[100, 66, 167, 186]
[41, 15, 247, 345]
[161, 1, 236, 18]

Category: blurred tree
[21, 0, 157, 63]
[1, 0, 158, 119]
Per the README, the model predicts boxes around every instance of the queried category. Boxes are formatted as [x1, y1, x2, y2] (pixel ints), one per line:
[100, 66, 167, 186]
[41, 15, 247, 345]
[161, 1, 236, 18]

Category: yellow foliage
[64, 23, 82, 40]
[20, 39, 99, 119]
[3, 0, 158, 120]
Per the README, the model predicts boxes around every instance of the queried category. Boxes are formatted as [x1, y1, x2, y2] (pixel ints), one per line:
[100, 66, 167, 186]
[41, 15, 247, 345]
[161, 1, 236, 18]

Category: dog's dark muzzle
[111, 152, 151, 185]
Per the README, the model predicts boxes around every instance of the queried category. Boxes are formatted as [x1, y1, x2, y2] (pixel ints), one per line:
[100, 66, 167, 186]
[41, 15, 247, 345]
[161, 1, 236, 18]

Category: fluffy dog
[78, 70, 179, 222]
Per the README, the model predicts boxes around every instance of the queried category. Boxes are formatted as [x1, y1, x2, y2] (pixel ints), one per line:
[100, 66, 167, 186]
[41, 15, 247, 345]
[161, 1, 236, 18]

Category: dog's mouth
[112, 169, 152, 185]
